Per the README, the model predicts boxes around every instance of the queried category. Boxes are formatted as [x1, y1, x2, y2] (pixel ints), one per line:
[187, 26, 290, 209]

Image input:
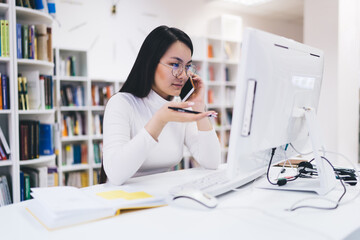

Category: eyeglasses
[159, 62, 197, 78]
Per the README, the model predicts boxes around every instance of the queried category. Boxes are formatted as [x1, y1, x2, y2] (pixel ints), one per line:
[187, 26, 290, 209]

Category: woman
[101, 25, 221, 185]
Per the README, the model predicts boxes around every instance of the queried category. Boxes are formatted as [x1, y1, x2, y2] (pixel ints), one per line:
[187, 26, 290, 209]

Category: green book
[24, 173, 31, 200]
[0, 20, 5, 57]
[5, 20, 9, 57]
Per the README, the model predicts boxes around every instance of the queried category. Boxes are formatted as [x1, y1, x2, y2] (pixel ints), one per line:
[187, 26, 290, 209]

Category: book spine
[22, 25, 29, 59]
[28, 25, 35, 59]
[16, 24, 23, 58]
[35, 121, 39, 158]
[0, 20, 5, 57]
[1, 74, 8, 109]
[0, 73, 2, 109]
[36, 24, 47, 61]
[0, 126, 10, 155]
[20, 171, 24, 201]
[5, 20, 9, 57]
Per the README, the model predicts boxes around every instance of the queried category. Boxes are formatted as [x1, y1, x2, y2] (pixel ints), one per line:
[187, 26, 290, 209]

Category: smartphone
[179, 77, 195, 102]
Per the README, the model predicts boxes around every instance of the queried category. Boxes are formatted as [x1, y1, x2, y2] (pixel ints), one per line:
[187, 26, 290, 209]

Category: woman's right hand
[145, 101, 217, 141]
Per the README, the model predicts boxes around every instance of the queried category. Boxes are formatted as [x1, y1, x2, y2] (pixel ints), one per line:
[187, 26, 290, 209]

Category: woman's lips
[172, 83, 183, 88]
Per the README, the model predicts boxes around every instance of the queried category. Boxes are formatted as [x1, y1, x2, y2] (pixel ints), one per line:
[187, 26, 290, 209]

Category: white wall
[304, 0, 360, 165]
[52, 0, 302, 80]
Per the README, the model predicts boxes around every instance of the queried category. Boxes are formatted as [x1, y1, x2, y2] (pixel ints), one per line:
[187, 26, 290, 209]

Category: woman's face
[153, 41, 192, 100]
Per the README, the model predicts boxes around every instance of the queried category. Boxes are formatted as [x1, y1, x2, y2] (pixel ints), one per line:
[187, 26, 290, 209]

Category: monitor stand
[260, 107, 336, 195]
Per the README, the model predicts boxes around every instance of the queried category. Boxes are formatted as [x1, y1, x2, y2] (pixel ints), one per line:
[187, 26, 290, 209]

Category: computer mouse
[171, 189, 218, 210]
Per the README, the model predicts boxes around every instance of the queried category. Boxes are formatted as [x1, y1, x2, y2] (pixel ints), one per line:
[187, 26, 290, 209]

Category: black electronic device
[179, 77, 195, 101]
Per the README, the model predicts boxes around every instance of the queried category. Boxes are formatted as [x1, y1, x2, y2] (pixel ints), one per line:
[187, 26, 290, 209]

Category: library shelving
[189, 18, 242, 164]
[0, 0, 57, 205]
[54, 47, 91, 188]
[54, 46, 123, 187]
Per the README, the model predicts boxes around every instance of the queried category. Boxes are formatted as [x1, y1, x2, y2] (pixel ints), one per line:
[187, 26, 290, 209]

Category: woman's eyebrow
[170, 57, 192, 64]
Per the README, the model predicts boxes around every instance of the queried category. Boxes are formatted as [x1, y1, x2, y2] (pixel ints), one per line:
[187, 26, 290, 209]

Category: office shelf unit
[191, 36, 240, 163]
[0, 1, 56, 204]
[54, 47, 91, 187]
[89, 78, 123, 184]
[54, 47, 123, 186]
[189, 16, 242, 164]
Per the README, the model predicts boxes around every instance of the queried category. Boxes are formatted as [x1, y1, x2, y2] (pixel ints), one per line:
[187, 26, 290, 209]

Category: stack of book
[16, 24, 52, 62]
[19, 121, 54, 160]
[18, 71, 53, 110]
[60, 84, 85, 107]
[62, 143, 88, 166]
[61, 112, 86, 137]
[91, 84, 115, 106]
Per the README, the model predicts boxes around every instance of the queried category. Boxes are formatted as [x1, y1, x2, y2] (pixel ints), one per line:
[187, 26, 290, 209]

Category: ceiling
[207, 0, 304, 23]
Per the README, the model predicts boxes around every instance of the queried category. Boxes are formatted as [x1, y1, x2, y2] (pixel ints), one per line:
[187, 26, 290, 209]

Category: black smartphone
[179, 77, 195, 102]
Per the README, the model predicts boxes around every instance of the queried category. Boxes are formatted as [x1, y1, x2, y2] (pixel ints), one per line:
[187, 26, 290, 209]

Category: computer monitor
[218, 28, 336, 195]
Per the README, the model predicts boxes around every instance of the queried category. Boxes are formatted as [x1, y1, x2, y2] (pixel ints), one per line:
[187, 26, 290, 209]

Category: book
[28, 25, 35, 59]
[22, 24, 29, 59]
[0, 20, 5, 57]
[39, 123, 54, 155]
[16, 24, 22, 58]
[0, 126, 10, 156]
[22, 71, 41, 109]
[1, 74, 9, 109]
[35, 24, 47, 61]
[5, 20, 9, 57]
[26, 185, 166, 230]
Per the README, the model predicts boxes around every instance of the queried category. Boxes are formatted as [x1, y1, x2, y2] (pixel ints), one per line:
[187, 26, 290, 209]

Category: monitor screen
[224, 28, 331, 192]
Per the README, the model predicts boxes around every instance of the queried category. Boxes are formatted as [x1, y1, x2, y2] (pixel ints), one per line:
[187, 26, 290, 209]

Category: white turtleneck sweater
[102, 90, 221, 185]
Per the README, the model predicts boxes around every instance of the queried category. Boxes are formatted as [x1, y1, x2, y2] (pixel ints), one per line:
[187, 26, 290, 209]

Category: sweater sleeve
[184, 122, 221, 169]
[102, 94, 158, 185]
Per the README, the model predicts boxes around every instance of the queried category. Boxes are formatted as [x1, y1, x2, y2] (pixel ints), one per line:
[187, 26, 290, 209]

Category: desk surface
[1, 167, 360, 240]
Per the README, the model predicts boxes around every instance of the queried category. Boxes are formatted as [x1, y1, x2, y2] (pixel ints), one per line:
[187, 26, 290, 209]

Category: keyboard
[169, 170, 230, 196]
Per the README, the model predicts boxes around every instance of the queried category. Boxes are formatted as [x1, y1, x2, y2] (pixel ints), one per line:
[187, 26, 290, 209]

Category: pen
[168, 107, 217, 118]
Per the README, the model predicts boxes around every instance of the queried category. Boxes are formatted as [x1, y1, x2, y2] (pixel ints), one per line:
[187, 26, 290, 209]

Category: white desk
[1, 167, 360, 240]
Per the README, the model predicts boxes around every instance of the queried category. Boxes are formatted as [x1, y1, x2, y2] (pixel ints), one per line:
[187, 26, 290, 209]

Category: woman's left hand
[187, 74, 206, 111]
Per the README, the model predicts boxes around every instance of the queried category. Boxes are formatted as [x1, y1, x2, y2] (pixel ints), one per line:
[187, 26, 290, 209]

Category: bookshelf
[54, 47, 123, 187]
[189, 16, 242, 164]
[0, 0, 58, 205]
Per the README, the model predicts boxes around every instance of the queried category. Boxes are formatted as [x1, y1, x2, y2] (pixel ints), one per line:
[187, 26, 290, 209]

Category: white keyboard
[169, 170, 229, 196]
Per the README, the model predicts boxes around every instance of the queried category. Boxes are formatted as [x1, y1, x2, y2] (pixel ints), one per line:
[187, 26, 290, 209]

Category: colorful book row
[16, 23, 52, 62]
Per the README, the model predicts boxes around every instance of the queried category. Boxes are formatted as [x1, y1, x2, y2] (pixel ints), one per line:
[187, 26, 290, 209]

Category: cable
[266, 148, 279, 185]
[287, 156, 346, 211]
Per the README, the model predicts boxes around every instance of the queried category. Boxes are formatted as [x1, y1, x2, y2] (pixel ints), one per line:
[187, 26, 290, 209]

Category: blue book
[16, 24, 22, 58]
[39, 123, 54, 155]
[2, 74, 9, 109]
[20, 171, 24, 201]
[73, 144, 81, 164]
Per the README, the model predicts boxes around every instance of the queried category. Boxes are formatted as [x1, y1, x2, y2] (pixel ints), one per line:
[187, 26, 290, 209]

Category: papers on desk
[26, 185, 166, 230]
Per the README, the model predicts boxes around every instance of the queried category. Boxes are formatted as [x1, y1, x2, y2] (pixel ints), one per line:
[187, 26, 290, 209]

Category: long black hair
[120, 25, 193, 97]
[99, 26, 193, 184]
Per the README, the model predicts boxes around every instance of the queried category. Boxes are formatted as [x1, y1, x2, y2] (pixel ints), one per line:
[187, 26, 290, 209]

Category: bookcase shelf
[189, 22, 241, 164]
[19, 155, 56, 166]
[18, 109, 55, 114]
[61, 164, 90, 172]
[0, 160, 12, 167]
[15, 6, 53, 24]
[0, 0, 58, 205]
[0, 110, 11, 114]
[17, 58, 54, 68]
[0, 57, 10, 62]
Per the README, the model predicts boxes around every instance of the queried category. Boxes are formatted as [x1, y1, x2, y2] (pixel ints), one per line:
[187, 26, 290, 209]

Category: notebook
[26, 184, 166, 230]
